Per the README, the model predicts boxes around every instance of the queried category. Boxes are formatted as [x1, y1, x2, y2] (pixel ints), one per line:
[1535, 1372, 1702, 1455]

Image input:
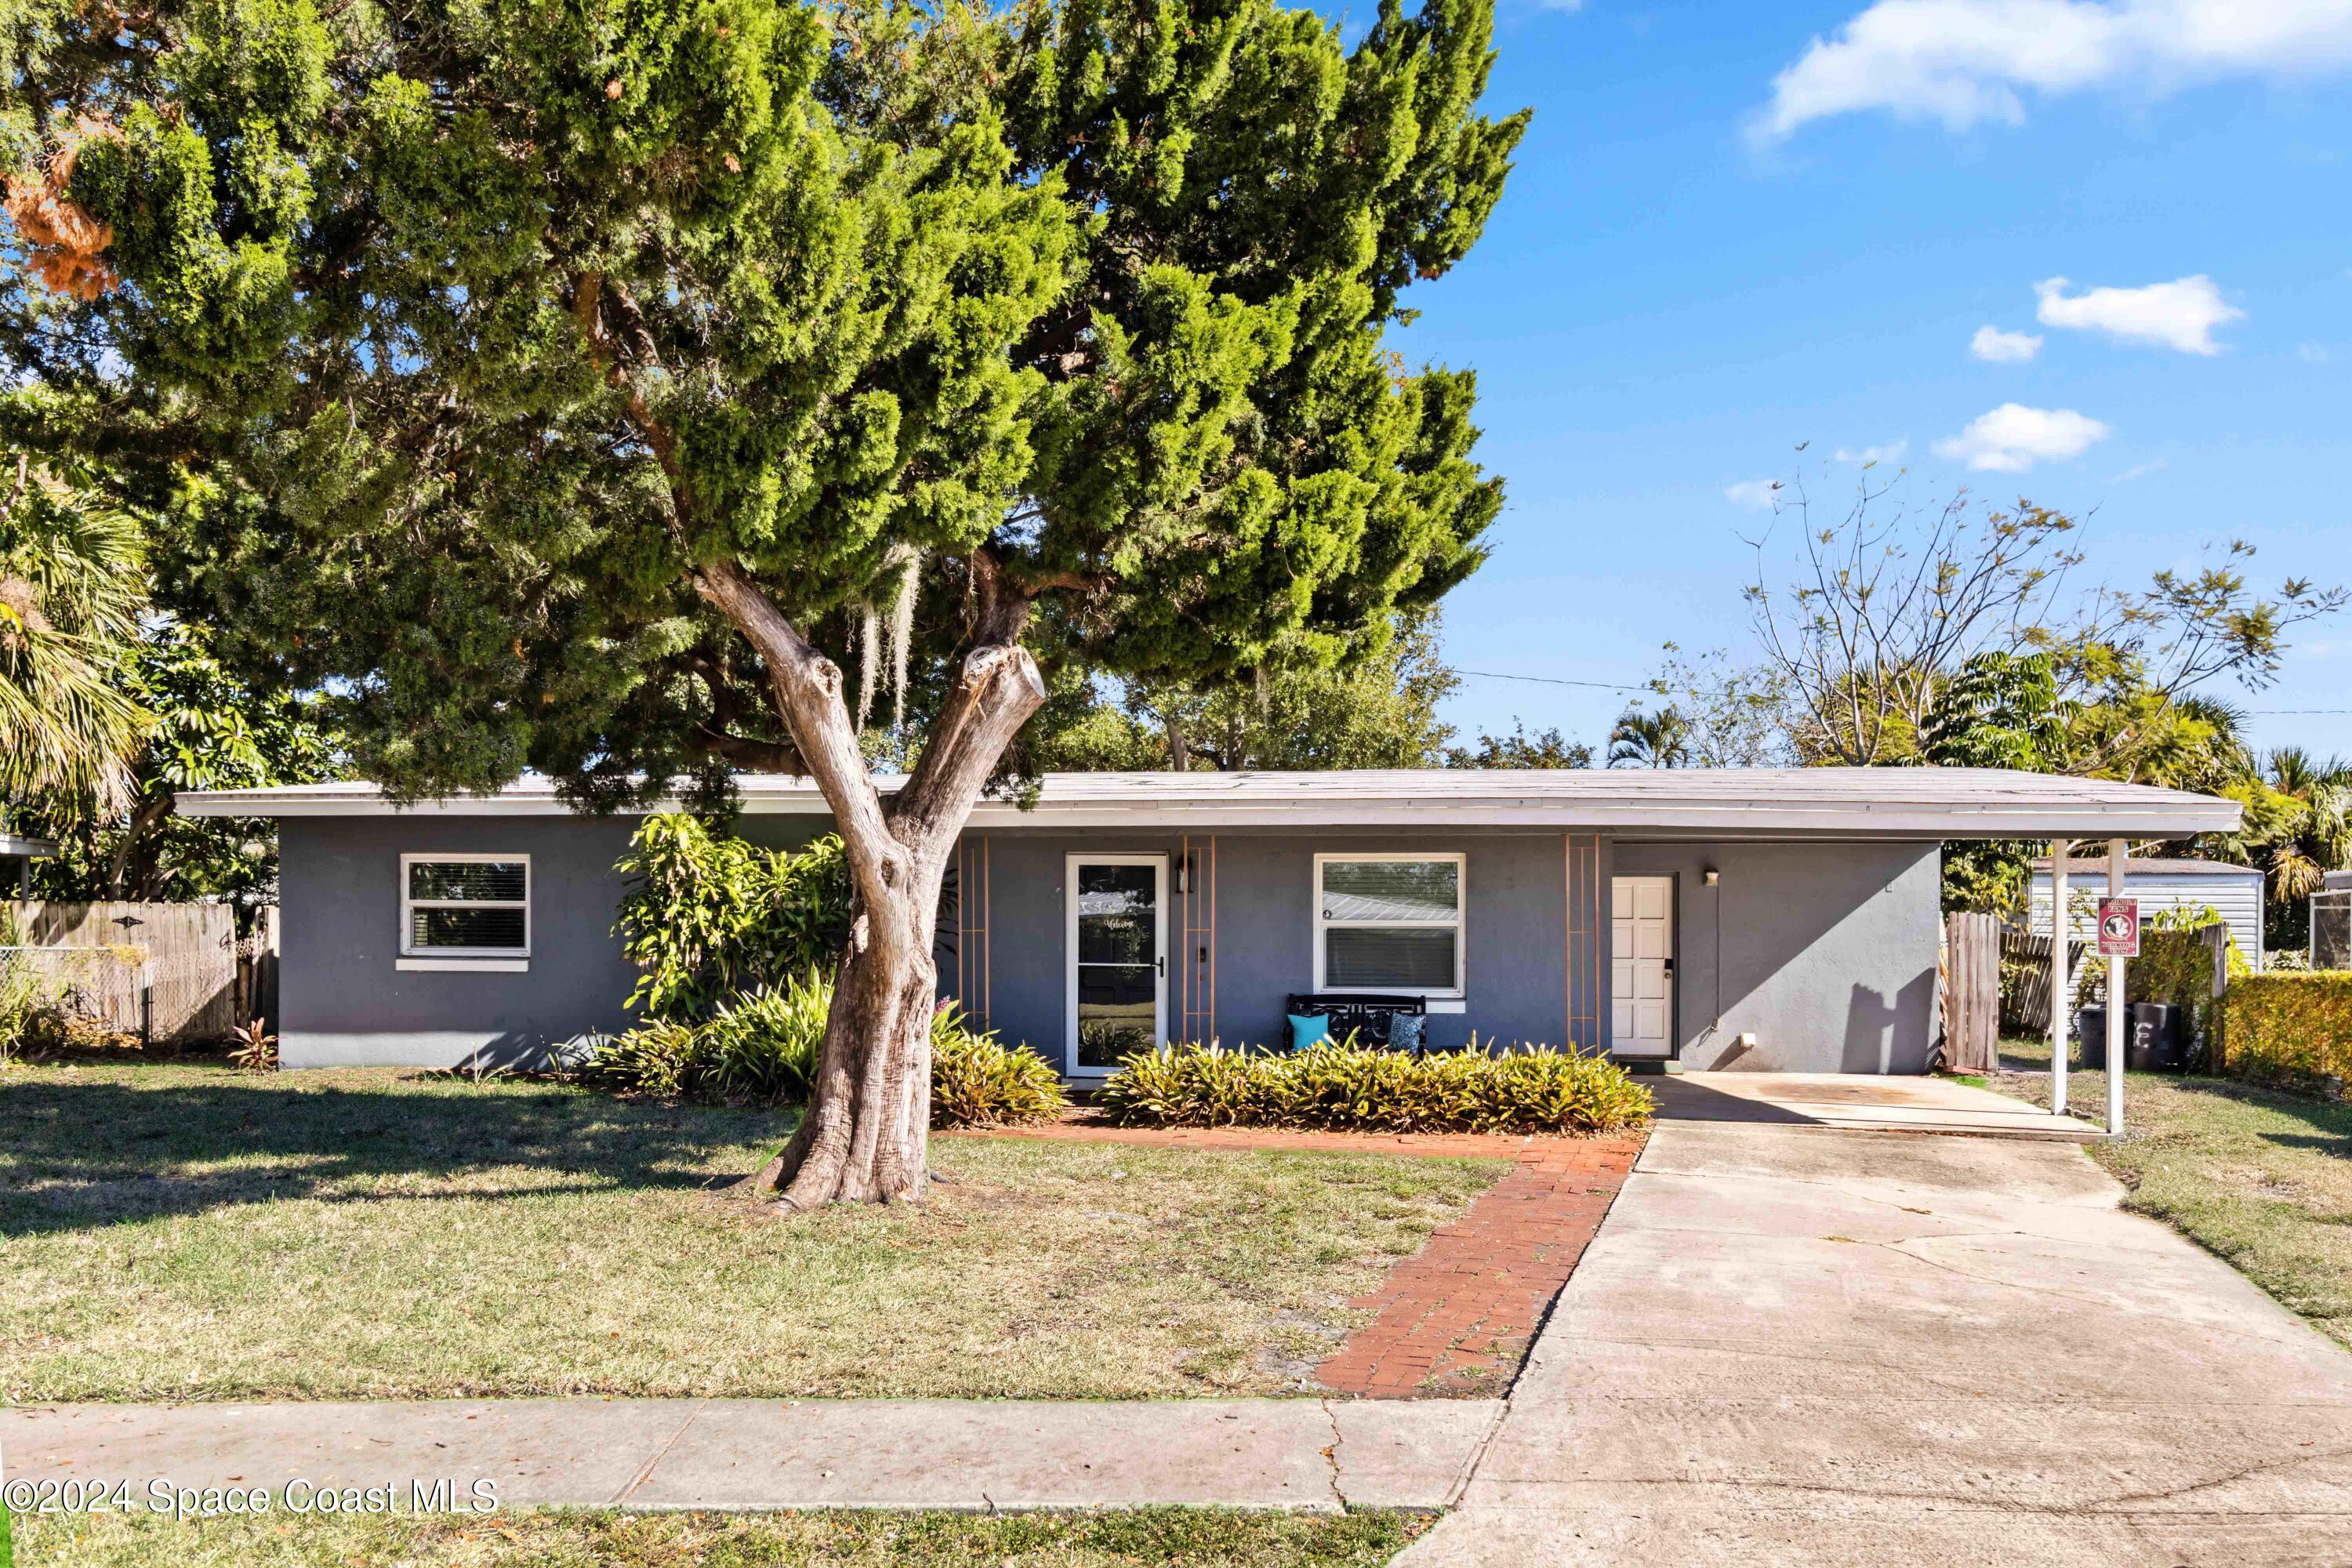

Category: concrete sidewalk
[0, 1396, 1499, 1513]
[1399, 1119, 2352, 1566]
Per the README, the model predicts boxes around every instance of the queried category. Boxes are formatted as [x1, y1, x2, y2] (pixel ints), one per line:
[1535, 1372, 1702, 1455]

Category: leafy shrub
[581, 973, 1066, 1127]
[581, 968, 829, 1105]
[1100, 1040, 1653, 1135]
[931, 1007, 1069, 1128]
[2074, 905, 2249, 1065]
[613, 815, 851, 1021]
[2219, 972, 2352, 1096]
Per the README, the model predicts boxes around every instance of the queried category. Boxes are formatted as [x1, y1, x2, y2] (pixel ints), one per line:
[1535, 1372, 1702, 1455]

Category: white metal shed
[2027, 855, 2266, 989]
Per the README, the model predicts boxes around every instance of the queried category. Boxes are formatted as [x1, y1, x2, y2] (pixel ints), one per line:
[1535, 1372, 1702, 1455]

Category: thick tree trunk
[694, 554, 1047, 1207]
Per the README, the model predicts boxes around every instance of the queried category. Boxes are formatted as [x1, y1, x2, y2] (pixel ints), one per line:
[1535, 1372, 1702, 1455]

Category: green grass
[1994, 1036, 2352, 1349]
[9, 1507, 1432, 1567]
[0, 1061, 1505, 1403]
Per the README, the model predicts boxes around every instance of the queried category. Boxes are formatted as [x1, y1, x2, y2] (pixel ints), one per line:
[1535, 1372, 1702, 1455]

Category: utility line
[1451, 668, 1647, 693]
[1454, 667, 2348, 715]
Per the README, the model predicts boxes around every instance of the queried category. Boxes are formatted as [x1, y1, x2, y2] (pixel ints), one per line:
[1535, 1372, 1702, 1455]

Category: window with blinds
[1313, 855, 1463, 996]
[401, 856, 530, 955]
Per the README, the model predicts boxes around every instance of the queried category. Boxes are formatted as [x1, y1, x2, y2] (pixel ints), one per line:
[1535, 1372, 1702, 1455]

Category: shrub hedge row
[1098, 1041, 1653, 1135]
[2220, 972, 2352, 1096]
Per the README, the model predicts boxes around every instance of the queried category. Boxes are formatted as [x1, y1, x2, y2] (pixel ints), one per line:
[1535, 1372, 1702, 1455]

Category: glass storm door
[1066, 854, 1167, 1076]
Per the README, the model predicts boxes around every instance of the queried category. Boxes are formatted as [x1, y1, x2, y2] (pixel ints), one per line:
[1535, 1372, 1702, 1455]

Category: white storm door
[1610, 876, 1675, 1058]
[1066, 854, 1167, 1077]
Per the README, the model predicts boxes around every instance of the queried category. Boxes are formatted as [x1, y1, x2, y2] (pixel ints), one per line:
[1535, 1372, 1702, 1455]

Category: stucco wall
[953, 829, 1585, 1064]
[1610, 840, 1943, 1073]
[277, 810, 1940, 1075]
[278, 814, 649, 1068]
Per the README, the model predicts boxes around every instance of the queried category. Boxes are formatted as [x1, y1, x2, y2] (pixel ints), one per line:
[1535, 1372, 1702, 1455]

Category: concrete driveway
[1402, 1119, 2352, 1567]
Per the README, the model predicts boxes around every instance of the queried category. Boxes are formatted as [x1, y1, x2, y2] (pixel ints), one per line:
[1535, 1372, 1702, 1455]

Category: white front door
[1611, 875, 1675, 1058]
[1066, 854, 1167, 1077]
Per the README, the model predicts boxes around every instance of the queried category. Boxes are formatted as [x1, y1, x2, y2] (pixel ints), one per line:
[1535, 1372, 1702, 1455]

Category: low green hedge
[1098, 1041, 1653, 1135]
[2220, 971, 2352, 1095]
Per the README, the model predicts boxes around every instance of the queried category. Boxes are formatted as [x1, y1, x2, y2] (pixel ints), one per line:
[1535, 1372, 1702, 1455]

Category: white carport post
[2049, 840, 2070, 1116]
[2107, 837, 2128, 1138]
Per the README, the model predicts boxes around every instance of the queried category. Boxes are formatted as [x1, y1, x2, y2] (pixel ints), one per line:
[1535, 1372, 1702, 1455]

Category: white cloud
[1833, 439, 1910, 465]
[1724, 479, 1782, 510]
[1756, 0, 2352, 141]
[2299, 341, 2332, 363]
[2111, 459, 2166, 482]
[1970, 325, 2044, 362]
[2034, 274, 2243, 354]
[1933, 403, 2111, 471]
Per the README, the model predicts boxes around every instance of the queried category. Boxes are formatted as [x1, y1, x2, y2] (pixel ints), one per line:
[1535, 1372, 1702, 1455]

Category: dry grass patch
[11, 1506, 1434, 1567]
[0, 1062, 1504, 1403]
[1994, 1038, 2352, 1348]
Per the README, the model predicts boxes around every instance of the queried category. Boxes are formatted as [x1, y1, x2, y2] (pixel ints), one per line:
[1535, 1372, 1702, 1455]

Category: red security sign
[2097, 897, 2140, 957]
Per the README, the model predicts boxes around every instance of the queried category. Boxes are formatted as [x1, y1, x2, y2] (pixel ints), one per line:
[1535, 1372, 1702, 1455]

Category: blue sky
[1396, 0, 2352, 762]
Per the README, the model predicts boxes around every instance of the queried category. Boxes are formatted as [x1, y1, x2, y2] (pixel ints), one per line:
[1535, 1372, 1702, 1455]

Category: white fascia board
[956, 800, 2236, 835]
[176, 769, 2243, 838]
[181, 792, 2239, 837]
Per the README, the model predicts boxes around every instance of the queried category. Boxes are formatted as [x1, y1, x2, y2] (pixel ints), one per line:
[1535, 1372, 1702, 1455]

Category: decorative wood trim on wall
[1565, 834, 1602, 1052]
[953, 835, 993, 1031]
[1178, 833, 1218, 1044]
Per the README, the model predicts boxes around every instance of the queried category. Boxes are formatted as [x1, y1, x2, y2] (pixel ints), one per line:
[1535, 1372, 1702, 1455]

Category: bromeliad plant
[1101, 1040, 1653, 1135]
[930, 1005, 1068, 1129]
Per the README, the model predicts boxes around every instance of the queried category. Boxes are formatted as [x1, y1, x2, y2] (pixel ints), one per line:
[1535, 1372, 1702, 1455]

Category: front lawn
[1994, 1037, 2352, 1350]
[10, 1506, 1433, 1567]
[0, 1062, 1505, 1403]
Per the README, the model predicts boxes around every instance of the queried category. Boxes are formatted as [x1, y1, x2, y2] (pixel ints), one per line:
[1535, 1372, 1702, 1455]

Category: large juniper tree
[2, 0, 1520, 1206]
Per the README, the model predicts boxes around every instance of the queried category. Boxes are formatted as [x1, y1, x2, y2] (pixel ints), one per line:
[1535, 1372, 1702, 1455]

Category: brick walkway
[960, 1113, 1648, 1401]
[1315, 1134, 1644, 1399]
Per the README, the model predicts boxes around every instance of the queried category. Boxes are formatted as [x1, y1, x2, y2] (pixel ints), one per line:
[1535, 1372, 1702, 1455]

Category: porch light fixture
[1175, 855, 1190, 895]
[1702, 869, 1720, 887]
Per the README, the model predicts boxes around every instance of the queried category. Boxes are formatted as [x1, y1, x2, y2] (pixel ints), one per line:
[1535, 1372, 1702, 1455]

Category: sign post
[2101, 841, 2134, 1138]
[2049, 840, 2071, 1116]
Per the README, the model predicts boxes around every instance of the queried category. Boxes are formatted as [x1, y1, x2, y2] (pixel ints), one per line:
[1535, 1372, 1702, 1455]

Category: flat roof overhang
[176, 768, 2241, 840]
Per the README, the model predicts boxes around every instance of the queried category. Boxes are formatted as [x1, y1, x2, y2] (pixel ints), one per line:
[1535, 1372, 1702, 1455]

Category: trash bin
[2129, 1002, 2186, 1072]
[2076, 1006, 2107, 1069]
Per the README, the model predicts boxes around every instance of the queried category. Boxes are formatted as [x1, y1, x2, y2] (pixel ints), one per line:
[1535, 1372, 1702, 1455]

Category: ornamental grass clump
[1100, 1040, 1653, 1135]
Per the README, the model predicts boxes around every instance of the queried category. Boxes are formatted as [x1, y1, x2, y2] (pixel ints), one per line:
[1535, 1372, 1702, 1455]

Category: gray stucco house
[180, 768, 2236, 1075]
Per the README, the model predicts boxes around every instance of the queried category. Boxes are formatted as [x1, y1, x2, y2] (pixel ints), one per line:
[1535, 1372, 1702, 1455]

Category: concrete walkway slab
[1399, 1119, 2352, 1566]
[1654, 1070, 2101, 1140]
[0, 1396, 1500, 1513]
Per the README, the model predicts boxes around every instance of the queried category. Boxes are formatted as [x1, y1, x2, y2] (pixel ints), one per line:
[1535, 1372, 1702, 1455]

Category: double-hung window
[399, 855, 530, 971]
[1312, 853, 1464, 1001]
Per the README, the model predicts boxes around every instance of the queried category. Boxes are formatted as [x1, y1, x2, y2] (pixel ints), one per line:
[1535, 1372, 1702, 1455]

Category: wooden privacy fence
[1999, 929, 2091, 1035]
[3, 901, 238, 1044]
[1942, 911, 2002, 1075]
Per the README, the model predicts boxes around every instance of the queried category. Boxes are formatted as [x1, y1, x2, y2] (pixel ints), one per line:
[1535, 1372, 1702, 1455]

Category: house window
[400, 855, 529, 967]
[1313, 854, 1464, 998]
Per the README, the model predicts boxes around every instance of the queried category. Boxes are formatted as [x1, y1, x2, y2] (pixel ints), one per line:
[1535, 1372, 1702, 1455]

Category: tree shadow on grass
[0, 1065, 797, 1238]
[2149, 1073, 2352, 1155]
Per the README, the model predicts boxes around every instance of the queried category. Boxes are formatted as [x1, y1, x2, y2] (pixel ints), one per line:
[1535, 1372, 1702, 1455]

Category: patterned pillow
[1386, 1011, 1426, 1053]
